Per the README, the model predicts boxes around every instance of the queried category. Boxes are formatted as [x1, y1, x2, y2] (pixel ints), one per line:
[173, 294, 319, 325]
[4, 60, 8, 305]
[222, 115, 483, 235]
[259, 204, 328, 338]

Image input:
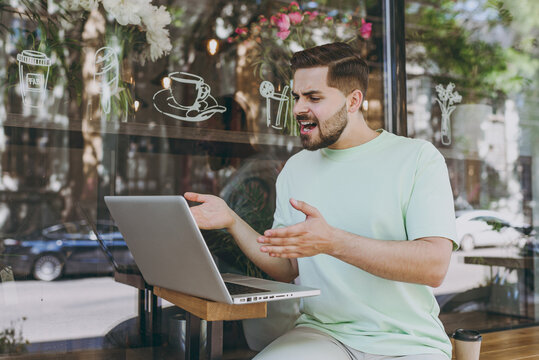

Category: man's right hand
[184, 192, 236, 230]
[185, 192, 298, 282]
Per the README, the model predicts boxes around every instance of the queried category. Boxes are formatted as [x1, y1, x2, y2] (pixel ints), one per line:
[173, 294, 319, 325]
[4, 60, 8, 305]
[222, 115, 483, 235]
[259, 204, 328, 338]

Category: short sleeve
[405, 142, 458, 250]
[272, 167, 289, 229]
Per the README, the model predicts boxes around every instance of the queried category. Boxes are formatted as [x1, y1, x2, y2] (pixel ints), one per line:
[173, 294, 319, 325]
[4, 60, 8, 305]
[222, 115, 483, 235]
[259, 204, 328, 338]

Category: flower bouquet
[67, 0, 172, 63]
[230, 2, 372, 83]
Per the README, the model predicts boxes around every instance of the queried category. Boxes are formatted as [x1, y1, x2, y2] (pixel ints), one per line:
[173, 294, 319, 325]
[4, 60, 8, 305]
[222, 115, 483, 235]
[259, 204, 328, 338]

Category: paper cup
[452, 329, 482, 360]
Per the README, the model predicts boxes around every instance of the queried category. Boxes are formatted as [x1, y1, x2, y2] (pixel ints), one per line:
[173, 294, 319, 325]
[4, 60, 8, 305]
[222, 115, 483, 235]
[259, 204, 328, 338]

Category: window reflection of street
[437, 244, 538, 333]
[1, 221, 134, 281]
[406, 0, 539, 334]
[0, 277, 140, 346]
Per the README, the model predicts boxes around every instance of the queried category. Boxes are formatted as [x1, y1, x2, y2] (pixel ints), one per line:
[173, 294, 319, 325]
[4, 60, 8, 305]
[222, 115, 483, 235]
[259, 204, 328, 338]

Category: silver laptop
[104, 195, 320, 304]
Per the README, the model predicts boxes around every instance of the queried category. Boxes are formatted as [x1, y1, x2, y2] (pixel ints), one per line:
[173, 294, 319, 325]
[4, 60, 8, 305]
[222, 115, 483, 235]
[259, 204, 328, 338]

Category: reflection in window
[406, 0, 539, 333]
[0, 1, 387, 356]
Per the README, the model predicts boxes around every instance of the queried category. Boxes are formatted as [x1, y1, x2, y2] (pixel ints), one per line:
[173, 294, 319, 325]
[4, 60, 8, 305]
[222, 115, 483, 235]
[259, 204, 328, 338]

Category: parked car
[519, 233, 539, 256]
[0, 220, 134, 281]
[455, 210, 533, 251]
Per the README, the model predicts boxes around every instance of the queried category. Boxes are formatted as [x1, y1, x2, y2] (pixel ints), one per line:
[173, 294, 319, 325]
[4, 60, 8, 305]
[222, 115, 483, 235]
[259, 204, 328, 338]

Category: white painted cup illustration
[94, 47, 119, 114]
[168, 72, 210, 110]
[17, 50, 52, 108]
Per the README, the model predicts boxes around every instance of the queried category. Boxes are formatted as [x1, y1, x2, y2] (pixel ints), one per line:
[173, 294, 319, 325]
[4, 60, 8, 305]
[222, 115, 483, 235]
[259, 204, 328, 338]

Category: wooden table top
[463, 255, 534, 269]
[451, 326, 539, 359]
[114, 271, 267, 321]
[154, 286, 267, 321]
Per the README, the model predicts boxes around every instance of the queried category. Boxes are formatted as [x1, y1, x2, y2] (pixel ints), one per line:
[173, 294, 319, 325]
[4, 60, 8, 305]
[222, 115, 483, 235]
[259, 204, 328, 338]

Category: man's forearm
[228, 213, 298, 282]
[330, 228, 453, 287]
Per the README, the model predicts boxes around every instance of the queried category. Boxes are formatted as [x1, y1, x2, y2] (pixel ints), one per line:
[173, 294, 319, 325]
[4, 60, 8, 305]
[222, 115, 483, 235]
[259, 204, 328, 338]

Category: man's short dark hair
[290, 42, 368, 97]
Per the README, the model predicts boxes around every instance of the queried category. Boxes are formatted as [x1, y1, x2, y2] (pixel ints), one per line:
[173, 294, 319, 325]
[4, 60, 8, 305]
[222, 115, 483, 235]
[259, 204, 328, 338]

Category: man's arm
[184, 192, 298, 283]
[258, 198, 453, 287]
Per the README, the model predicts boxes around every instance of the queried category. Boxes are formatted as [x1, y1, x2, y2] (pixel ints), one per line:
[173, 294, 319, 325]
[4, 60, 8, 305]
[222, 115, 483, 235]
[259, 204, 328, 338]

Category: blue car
[1, 220, 134, 281]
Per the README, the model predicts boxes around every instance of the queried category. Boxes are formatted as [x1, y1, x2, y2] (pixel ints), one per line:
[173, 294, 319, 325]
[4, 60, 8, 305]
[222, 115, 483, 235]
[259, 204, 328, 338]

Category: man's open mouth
[299, 120, 317, 134]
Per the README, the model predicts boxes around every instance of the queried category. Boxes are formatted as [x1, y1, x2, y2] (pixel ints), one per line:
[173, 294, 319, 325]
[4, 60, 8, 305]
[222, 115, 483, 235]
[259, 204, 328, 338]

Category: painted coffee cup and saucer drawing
[153, 72, 226, 122]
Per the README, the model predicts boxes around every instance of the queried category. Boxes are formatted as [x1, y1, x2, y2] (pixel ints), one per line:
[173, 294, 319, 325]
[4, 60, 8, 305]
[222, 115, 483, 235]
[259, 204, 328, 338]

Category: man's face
[292, 67, 349, 151]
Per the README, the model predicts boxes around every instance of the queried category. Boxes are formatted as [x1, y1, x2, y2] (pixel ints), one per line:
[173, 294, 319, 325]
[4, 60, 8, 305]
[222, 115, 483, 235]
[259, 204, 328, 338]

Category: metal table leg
[184, 312, 224, 360]
[138, 289, 146, 342]
[186, 312, 201, 360]
[206, 320, 223, 360]
[149, 291, 162, 346]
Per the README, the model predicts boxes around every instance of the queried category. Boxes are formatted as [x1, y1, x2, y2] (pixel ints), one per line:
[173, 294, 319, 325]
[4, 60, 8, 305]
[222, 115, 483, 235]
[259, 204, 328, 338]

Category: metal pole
[383, 0, 408, 136]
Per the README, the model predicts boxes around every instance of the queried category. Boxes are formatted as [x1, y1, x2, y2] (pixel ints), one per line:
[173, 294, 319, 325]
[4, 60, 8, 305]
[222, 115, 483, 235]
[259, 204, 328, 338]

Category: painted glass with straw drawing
[259, 81, 290, 130]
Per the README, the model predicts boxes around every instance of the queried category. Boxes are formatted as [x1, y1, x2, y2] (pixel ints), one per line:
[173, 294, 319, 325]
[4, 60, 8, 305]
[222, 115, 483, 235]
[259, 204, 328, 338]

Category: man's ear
[347, 89, 364, 113]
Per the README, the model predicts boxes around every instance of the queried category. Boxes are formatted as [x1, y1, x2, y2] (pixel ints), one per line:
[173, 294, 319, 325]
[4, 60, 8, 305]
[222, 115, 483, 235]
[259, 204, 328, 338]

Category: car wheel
[33, 254, 63, 281]
[460, 235, 475, 252]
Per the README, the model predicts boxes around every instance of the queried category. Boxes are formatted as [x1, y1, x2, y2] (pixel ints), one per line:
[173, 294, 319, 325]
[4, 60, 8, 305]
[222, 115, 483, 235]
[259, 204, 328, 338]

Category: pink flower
[235, 27, 248, 35]
[227, 37, 234, 43]
[258, 16, 268, 25]
[308, 11, 319, 20]
[360, 18, 373, 39]
[271, 13, 290, 32]
[290, 2, 300, 10]
[288, 11, 302, 25]
[324, 16, 333, 23]
[276, 29, 291, 40]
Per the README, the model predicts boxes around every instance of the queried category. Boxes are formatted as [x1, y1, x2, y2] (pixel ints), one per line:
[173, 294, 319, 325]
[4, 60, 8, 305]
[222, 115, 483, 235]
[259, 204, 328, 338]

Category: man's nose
[293, 98, 308, 116]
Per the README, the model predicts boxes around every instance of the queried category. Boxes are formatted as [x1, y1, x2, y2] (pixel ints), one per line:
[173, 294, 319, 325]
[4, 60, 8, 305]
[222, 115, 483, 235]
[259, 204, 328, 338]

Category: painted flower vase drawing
[435, 82, 462, 145]
[17, 50, 52, 108]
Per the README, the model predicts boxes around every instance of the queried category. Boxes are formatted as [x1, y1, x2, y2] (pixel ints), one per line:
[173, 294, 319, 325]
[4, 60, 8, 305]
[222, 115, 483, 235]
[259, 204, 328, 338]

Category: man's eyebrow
[291, 90, 323, 97]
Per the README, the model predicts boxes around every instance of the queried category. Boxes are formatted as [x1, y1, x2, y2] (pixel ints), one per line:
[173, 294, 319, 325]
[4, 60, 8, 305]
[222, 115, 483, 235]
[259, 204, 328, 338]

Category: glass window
[0, 0, 389, 357]
[406, 0, 539, 333]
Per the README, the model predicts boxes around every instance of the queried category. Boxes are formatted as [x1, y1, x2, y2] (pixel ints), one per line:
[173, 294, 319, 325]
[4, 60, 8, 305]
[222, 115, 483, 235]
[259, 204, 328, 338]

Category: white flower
[141, 5, 171, 33]
[101, 0, 121, 19]
[66, 0, 99, 11]
[67, 0, 172, 62]
[140, 3, 172, 61]
[146, 27, 172, 61]
[103, 0, 147, 26]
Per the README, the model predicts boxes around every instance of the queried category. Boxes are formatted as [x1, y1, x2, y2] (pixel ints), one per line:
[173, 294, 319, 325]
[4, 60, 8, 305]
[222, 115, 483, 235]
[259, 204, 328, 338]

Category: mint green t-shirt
[272, 130, 457, 359]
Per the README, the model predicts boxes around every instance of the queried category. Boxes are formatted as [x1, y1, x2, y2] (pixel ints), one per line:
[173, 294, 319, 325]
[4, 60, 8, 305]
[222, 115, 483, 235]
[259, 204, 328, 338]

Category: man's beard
[298, 104, 348, 151]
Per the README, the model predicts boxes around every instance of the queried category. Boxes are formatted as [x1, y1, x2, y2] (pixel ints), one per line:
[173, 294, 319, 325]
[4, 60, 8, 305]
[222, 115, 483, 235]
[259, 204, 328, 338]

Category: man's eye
[310, 97, 320, 101]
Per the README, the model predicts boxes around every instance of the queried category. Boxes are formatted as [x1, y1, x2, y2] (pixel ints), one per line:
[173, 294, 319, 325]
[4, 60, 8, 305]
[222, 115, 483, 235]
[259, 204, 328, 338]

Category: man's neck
[328, 113, 380, 150]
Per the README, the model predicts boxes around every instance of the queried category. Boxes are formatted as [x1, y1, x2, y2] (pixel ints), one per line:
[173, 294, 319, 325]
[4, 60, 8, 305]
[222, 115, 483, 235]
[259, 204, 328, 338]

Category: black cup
[452, 329, 482, 342]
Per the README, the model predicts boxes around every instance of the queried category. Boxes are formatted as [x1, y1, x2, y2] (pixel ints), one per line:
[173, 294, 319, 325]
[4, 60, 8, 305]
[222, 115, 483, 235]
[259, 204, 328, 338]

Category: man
[185, 42, 457, 359]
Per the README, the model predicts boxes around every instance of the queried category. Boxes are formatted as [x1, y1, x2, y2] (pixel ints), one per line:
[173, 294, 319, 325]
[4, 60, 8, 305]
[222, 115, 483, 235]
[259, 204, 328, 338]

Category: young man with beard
[185, 42, 457, 359]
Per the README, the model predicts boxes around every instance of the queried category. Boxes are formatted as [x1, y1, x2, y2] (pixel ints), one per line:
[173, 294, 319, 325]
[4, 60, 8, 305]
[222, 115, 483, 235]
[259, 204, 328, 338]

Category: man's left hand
[257, 198, 336, 258]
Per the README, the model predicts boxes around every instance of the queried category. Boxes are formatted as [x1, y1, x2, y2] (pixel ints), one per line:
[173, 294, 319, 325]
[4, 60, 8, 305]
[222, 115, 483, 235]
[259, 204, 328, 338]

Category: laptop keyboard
[225, 282, 270, 295]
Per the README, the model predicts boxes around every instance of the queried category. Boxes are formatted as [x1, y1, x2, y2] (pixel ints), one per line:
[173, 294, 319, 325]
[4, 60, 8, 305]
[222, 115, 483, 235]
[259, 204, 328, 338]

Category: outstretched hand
[184, 192, 236, 230]
[257, 198, 336, 258]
